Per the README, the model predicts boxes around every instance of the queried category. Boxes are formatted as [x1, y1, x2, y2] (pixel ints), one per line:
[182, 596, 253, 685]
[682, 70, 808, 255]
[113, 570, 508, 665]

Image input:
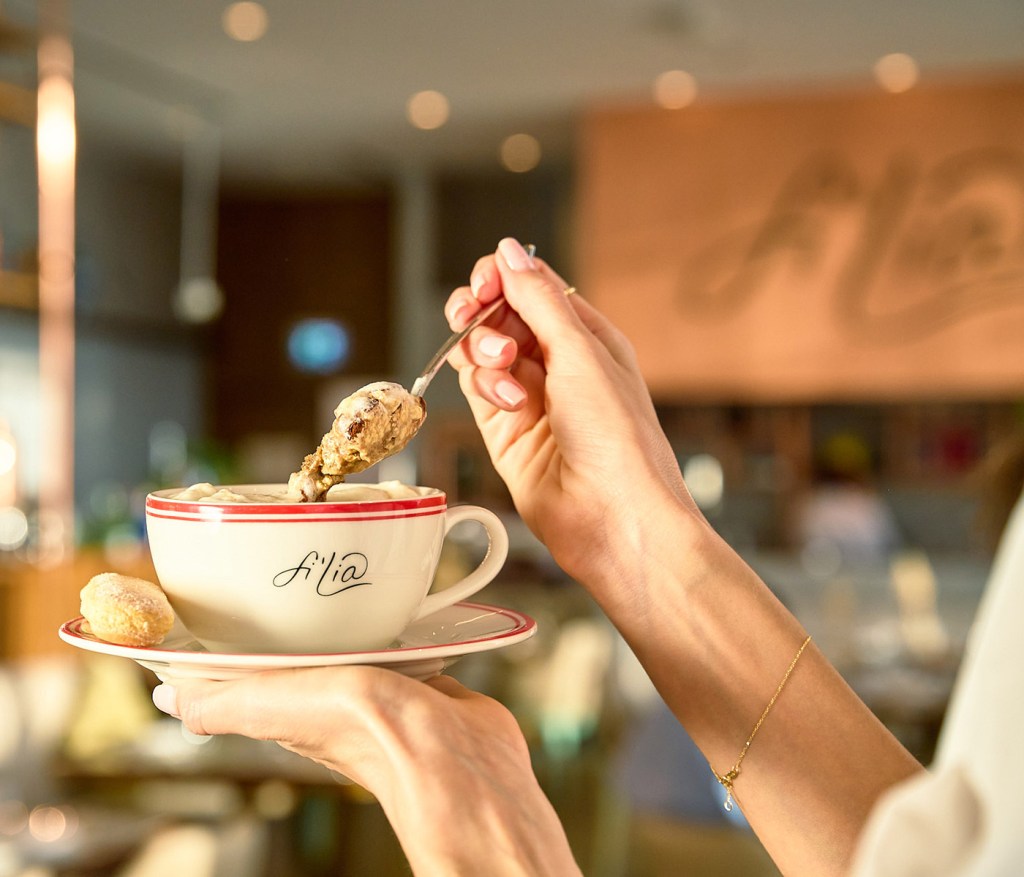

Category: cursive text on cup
[273, 550, 372, 597]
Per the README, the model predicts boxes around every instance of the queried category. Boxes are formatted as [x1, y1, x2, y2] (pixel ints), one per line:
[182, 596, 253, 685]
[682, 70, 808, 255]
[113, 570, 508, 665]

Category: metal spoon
[410, 244, 535, 397]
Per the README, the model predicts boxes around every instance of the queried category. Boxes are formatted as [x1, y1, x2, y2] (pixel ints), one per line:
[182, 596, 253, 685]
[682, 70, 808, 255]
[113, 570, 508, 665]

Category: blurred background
[2, 0, 1023, 874]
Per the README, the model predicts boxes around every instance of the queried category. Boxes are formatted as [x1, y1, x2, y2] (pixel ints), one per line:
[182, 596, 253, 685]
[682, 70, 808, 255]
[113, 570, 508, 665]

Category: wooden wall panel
[214, 193, 392, 446]
[576, 77, 1024, 402]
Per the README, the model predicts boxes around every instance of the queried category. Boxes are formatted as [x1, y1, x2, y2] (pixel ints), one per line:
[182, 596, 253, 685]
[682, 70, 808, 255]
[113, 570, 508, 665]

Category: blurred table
[1, 549, 157, 660]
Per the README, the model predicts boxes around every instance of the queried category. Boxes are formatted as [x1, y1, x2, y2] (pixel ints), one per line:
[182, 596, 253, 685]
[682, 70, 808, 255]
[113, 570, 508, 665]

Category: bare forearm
[359, 688, 583, 877]
[382, 768, 582, 877]
[444, 241, 921, 873]
[579, 490, 923, 876]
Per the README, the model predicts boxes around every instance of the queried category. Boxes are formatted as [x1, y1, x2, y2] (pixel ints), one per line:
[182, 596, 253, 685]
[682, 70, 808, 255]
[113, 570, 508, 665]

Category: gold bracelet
[711, 634, 812, 812]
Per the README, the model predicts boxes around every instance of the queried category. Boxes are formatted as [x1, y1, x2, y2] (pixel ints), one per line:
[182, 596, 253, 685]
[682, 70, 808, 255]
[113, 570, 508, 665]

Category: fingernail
[496, 380, 526, 407]
[498, 238, 533, 271]
[470, 273, 486, 299]
[479, 336, 511, 359]
[152, 683, 180, 717]
[447, 299, 473, 328]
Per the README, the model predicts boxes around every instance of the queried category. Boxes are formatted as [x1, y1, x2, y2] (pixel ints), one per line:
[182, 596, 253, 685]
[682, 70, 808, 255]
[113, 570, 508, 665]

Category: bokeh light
[406, 90, 450, 130]
[874, 53, 919, 93]
[174, 277, 225, 324]
[28, 805, 78, 843]
[653, 69, 698, 109]
[223, 2, 269, 42]
[0, 800, 28, 836]
[0, 507, 28, 551]
[682, 453, 724, 510]
[499, 133, 542, 173]
[287, 318, 351, 374]
[36, 75, 76, 168]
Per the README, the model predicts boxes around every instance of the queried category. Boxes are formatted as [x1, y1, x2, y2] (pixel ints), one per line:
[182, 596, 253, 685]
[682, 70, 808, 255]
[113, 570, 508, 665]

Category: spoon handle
[410, 297, 504, 397]
[410, 244, 535, 398]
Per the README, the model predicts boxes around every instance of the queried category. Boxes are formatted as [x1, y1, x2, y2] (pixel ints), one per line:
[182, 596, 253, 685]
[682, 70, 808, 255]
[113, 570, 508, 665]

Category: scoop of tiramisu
[288, 381, 427, 502]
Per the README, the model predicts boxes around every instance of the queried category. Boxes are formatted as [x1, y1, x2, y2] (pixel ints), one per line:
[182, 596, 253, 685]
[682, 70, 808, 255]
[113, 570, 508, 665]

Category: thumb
[154, 665, 422, 744]
[154, 679, 258, 738]
[154, 672, 316, 741]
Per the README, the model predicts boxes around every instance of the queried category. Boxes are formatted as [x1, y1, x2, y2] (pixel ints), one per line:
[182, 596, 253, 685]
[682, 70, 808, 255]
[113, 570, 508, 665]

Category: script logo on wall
[678, 146, 1024, 345]
[580, 78, 1024, 399]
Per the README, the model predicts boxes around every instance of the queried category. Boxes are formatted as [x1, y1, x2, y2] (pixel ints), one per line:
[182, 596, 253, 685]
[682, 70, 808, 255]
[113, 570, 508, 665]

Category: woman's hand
[444, 237, 704, 584]
[155, 668, 580, 877]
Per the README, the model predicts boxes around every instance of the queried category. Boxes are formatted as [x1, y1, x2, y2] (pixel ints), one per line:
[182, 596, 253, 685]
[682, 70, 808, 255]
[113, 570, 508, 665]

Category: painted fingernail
[498, 238, 534, 271]
[495, 379, 526, 407]
[479, 336, 511, 359]
[152, 683, 180, 717]
[470, 273, 487, 298]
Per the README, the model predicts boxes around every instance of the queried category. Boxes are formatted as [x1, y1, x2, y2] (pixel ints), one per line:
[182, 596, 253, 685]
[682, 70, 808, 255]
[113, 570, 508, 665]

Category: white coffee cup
[145, 484, 508, 654]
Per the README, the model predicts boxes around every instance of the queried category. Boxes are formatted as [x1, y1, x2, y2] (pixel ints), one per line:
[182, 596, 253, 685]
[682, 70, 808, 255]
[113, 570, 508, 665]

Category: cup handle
[413, 505, 509, 621]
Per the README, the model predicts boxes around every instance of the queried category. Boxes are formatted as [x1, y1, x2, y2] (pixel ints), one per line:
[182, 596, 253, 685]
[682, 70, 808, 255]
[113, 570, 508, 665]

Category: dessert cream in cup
[145, 482, 508, 654]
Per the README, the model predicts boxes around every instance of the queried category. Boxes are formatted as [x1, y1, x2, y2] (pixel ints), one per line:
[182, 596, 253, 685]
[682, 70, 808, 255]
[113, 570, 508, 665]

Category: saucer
[59, 601, 537, 682]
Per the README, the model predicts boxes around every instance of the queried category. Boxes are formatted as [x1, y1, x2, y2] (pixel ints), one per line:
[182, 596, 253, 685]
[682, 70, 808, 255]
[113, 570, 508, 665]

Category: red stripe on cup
[145, 506, 447, 524]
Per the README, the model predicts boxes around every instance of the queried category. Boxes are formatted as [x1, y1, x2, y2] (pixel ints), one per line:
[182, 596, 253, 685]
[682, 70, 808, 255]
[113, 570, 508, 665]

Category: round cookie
[80, 572, 175, 647]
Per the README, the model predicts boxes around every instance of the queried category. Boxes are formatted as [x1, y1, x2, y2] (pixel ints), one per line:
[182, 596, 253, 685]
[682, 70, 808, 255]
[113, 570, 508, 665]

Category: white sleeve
[849, 763, 983, 876]
[851, 491, 1024, 876]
